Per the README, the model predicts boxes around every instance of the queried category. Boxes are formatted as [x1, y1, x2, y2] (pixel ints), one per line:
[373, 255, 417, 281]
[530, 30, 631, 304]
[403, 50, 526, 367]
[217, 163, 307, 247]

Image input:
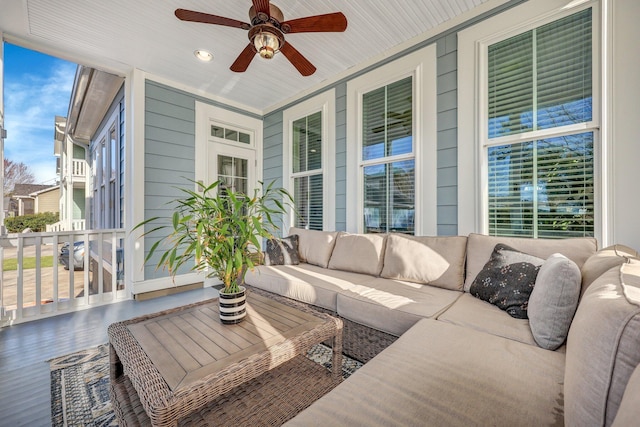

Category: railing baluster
[35, 236, 42, 313]
[16, 238, 24, 322]
[83, 233, 90, 306]
[97, 231, 104, 299]
[52, 234, 59, 311]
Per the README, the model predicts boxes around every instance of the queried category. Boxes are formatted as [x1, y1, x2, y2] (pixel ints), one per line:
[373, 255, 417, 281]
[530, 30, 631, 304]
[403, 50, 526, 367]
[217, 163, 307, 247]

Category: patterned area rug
[50, 343, 362, 426]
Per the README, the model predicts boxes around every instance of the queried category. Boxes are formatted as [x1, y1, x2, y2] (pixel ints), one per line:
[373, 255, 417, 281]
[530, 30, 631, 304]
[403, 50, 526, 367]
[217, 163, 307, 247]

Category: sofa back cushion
[580, 244, 639, 296]
[564, 259, 640, 426]
[289, 227, 339, 268]
[380, 234, 467, 291]
[464, 233, 597, 291]
[328, 232, 387, 276]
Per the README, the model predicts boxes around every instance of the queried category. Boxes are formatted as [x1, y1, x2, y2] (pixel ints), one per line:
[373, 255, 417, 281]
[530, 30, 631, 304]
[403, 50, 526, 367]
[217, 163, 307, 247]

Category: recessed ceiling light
[194, 50, 213, 62]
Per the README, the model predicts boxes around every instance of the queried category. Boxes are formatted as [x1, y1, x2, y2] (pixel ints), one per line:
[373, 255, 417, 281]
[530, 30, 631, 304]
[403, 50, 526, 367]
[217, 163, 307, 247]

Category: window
[283, 90, 335, 231]
[90, 104, 122, 229]
[291, 112, 323, 230]
[361, 77, 415, 234]
[346, 44, 437, 235]
[484, 8, 595, 238]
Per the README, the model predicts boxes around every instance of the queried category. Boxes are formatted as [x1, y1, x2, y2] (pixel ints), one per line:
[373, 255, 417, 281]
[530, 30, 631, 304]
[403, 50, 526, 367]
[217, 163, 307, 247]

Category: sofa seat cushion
[285, 319, 565, 427]
[336, 278, 461, 336]
[464, 233, 597, 291]
[244, 263, 372, 311]
[564, 259, 640, 427]
[437, 293, 539, 347]
[380, 234, 467, 290]
[328, 232, 387, 276]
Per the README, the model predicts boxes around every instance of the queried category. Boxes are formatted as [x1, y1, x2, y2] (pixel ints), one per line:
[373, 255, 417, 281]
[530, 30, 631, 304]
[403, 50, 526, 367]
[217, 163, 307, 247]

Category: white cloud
[4, 60, 76, 185]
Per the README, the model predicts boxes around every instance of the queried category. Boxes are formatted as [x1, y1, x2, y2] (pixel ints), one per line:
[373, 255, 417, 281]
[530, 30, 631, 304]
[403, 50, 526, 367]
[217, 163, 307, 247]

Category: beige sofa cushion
[286, 319, 565, 427]
[437, 293, 538, 347]
[565, 259, 640, 426]
[244, 263, 371, 311]
[580, 244, 639, 296]
[288, 227, 338, 268]
[380, 234, 467, 290]
[336, 278, 461, 336]
[328, 232, 386, 276]
[464, 233, 597, 291]
[612, 363, 640, 427]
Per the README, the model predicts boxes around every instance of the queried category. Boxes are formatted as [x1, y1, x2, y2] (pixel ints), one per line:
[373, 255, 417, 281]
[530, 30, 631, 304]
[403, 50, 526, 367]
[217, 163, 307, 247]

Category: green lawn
[3, 256, 55, 271]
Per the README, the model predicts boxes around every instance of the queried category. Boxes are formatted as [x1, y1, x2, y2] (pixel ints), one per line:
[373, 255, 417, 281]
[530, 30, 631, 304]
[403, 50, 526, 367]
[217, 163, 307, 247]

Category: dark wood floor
[0, 286, 218, 426]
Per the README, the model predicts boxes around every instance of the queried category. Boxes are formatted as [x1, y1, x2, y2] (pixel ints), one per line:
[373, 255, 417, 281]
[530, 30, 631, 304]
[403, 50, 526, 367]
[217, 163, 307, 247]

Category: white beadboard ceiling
[0, 0, 494, 113]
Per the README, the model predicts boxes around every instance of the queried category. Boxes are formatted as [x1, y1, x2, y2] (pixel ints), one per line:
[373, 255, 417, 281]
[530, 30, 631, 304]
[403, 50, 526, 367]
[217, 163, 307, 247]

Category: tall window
[90, 105, 121, 229]
[361, 76, 414, 234]
[485, 8, 594, 238]
[291, 112, 323, 230]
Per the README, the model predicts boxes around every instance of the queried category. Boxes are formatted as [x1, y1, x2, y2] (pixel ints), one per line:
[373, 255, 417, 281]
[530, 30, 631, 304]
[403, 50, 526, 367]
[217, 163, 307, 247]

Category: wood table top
[127, 292, 328, 391]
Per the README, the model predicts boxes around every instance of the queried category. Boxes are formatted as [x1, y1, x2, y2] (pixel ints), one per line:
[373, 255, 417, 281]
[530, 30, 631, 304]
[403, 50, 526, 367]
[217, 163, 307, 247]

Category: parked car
[60, 241, 85, 270]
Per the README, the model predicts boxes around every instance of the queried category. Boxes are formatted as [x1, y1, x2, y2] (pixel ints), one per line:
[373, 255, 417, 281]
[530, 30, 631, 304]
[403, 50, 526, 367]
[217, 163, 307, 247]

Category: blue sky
[3, 43, 76, 185]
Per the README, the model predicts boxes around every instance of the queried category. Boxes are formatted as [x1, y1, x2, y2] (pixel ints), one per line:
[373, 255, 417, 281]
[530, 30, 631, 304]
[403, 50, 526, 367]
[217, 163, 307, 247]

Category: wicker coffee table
[108, 287, 343, 426]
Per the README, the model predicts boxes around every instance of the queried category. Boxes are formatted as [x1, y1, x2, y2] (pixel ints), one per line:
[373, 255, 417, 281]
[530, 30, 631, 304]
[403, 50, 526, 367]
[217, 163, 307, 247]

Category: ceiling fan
[175, 0, 348, 76]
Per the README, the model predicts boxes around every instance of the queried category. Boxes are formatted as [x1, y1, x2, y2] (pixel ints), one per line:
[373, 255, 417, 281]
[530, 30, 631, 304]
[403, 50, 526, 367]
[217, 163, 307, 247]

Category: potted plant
[136, 179, 293, 324]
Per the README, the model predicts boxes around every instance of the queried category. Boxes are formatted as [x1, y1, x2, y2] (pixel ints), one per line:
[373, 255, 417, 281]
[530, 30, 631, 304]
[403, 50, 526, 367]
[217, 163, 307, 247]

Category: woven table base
[111, 354, 340, 426]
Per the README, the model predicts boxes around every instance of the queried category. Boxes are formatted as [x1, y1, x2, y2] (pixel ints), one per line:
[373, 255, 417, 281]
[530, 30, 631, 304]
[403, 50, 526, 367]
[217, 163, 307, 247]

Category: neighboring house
[1, 0, 638, 301]
[7, 184, 53, 216]
[30, 185, 59, 214]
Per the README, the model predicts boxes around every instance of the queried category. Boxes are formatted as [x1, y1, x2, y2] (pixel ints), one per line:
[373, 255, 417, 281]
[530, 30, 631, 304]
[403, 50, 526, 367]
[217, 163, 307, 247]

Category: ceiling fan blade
[175, 9, 250, 29]
[230, 44, 257, 73]
[280, 42, 316, 76]
[281, 12, 347, 33]
[252, 0, 271, 16]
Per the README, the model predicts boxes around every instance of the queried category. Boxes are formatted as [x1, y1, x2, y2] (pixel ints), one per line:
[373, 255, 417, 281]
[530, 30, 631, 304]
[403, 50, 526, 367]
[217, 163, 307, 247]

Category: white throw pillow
[528, 253, 581, 350]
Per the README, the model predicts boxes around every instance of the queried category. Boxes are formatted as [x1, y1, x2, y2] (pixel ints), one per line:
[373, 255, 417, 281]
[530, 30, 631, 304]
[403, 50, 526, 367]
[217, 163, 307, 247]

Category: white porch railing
[46, 219, 86, 232]
[72, 158, 87, 178]
[0, 228, 127, 326]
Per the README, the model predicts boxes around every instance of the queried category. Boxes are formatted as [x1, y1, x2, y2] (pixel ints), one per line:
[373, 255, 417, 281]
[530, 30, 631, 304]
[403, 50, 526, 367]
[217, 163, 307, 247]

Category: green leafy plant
[5, 212, 59, 233]
[135, 179, 293, 294]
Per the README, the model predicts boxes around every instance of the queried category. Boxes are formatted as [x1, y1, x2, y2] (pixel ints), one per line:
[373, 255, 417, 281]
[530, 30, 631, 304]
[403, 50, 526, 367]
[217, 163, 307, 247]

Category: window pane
[211, 125, 224, 138]
[238, 132, 251, 144]
[537, 9, 592, 129]
[307, 112, 322, 170]
[364, 160, 415, 234]
[488, 9, 591, 138]
[292, 111, 322, 173]
[488, 132, 594, 238]
[218, 156, 248, 194]
[363, 77, 413, 161]
[488, 32, 534, 138]
[294, 174, 323, 230]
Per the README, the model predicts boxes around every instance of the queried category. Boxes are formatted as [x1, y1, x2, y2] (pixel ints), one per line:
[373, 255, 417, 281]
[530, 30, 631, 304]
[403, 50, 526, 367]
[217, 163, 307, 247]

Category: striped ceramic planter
[219, 286, 247, 324]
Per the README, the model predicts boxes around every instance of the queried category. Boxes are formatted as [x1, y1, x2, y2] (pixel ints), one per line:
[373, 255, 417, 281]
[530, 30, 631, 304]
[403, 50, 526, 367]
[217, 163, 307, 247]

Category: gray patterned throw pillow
[264, 235, 300, 266]
[469, 243, 544, 319]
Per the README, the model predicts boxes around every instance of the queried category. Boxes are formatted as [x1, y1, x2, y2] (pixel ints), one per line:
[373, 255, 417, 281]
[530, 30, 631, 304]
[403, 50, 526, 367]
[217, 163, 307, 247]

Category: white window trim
[458, 0, 604, 240]
[346, 44, 437, 235]
[282, 89, 336, 231]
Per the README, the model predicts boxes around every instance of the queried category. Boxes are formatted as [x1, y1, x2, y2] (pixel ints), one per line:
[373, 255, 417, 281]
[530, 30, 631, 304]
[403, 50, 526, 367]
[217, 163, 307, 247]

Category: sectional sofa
[245, 227, 640, 426]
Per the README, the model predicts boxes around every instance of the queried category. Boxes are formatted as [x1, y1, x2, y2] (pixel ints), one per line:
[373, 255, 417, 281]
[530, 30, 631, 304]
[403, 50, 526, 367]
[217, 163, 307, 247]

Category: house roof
[0, 0, 497, 114]
[12, 184, 52, 197]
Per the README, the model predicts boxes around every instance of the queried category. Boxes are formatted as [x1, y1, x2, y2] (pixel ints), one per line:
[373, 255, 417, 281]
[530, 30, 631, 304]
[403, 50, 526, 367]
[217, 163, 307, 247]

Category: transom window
[485, 8, 595, 238]
[361, 76, 415, 234]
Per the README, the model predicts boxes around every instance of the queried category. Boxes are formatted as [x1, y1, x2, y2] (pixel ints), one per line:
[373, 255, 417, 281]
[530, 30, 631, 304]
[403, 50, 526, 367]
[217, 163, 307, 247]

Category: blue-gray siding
[142, 80, 261, 280]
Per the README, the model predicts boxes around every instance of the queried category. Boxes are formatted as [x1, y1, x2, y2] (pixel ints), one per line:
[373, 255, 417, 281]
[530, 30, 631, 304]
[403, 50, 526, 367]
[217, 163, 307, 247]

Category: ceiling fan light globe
[253, 32, 280, 59]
